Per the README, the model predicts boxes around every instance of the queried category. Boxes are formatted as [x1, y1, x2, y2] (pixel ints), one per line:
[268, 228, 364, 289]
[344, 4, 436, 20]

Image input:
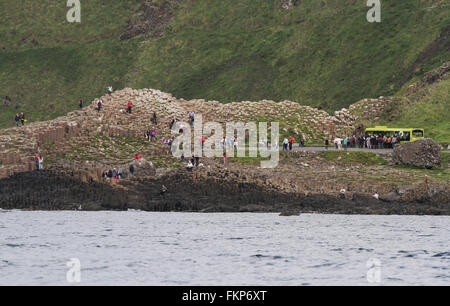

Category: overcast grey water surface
[0, 211, 449, 285]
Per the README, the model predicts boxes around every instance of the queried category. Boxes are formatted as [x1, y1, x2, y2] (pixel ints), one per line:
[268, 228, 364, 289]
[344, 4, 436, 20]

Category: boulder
[392, 139, 441, 169]
[129, 158, 156, 177]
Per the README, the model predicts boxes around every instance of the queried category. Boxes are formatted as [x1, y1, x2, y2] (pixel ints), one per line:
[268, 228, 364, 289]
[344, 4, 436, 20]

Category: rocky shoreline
[0, 165, 448, 215]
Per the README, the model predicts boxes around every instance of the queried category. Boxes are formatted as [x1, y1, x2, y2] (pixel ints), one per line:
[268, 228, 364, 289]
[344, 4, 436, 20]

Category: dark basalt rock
[0, 169, 449, 215]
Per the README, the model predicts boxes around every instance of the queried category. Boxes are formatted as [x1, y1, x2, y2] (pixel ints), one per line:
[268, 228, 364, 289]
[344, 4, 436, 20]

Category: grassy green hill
[379, 76, 450, 144]
[0, 0, 449, 129]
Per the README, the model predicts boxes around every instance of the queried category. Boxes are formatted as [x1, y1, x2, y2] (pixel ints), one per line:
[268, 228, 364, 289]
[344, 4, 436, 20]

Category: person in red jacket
[127, 101, 134, 114]
[288, 137, 294, 151]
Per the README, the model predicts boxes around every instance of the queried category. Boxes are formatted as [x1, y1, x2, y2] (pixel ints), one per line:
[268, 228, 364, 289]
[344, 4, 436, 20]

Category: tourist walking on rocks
[160, 185, 167, 196]
[187, 161, 194, 172]
[195, 155, 200, 167]
[339, 189, 346, 200]
[39, 155, 44, 170]
[20, 112, 25, 126]
[282, 138, 288, 151]
[152, 112, 157, 125]
[127, 101, 133, 114]
[34, 154, 40, 171]
[170, 119, 175, 130]
[97, 100, 103, 112]
[15, 113, 20, 127]
[107, 86, 113, 95]
[79, 100, 83, 109]
[129, 164, 134, 177]
[151, 128, 156, 141]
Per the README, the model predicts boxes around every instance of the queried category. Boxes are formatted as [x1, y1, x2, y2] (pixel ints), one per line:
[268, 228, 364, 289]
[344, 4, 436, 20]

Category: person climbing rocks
[15, 113, 20, 127]
[20, 112, 25, 126]
[170, 119, 175, 130]
[195, 155, 200, 167]
[39, 155, 44, 170]
[151, 128, 156, 141]
[34, 154, 40, 171]
[129, 164, 135, 177]
[97, 100, 103, 112]
[152, 112, 157, 125]
[339, 189, 346, 200]
[186, 161, 193, 172]
[127, 101, 133, 114]
[107, 86, 113, 95]
[160, 185, 167, 196]
[79, 100, 83, 109]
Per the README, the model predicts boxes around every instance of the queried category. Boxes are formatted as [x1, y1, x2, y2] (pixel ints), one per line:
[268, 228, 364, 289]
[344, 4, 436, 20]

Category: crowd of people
[331, 134, 400, 150]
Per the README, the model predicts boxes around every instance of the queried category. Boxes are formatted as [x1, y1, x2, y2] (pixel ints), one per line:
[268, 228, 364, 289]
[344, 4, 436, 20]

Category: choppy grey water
[0, 210, 449, 286]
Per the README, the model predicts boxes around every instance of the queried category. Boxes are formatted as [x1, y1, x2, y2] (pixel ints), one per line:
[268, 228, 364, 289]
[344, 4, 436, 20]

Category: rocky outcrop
[0, 168, 448, 215]
[129, 158, 156, 177]
[393, 138, 441, 169]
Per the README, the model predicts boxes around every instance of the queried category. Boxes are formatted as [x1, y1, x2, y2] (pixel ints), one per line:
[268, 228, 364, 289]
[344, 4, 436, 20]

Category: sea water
[0, 211, 448, 285]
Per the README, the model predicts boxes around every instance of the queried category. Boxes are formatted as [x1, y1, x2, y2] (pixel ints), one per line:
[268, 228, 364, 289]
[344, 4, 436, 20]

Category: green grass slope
[379, 77, 450, 144]
[0, 0, 449, 129]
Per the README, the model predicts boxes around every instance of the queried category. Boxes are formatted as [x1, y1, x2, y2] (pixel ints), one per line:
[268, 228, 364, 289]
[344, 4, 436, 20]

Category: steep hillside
[0, 0, 449, 128]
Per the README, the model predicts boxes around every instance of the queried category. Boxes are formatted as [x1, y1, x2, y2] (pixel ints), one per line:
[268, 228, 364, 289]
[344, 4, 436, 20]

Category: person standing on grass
[20, 112, 25, 126]
[79, 100, 83, 109]
[15, 113, 20, 127]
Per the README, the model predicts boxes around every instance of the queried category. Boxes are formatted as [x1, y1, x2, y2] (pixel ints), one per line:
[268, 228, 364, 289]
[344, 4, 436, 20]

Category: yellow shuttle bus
[365, 126, 424, 143]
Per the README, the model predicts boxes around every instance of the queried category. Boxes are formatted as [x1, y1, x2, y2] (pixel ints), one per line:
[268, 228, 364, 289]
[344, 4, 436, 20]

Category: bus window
[400, 132, 410, 141]
[412, 130, 424, 138]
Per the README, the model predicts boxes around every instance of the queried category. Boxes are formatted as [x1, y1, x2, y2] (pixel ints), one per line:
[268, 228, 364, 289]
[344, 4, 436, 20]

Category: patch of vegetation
[377, 78, 450, 144]
[1, 0, 449, 129]
[318, 151, 388, 166]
